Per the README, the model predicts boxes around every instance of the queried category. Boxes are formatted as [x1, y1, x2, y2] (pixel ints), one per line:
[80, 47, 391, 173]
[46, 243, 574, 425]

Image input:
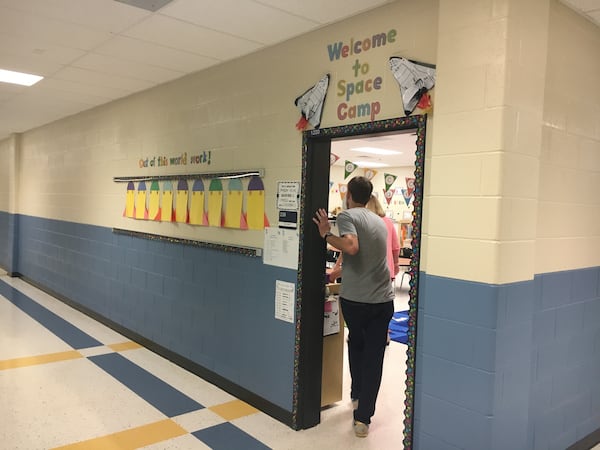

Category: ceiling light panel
[0, 68, 43, 86]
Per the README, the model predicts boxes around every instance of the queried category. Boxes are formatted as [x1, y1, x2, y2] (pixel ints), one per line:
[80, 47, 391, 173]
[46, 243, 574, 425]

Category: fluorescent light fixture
[0, 69, 43, 86]
[352, 161, 390, 168]
[350, 147, 401, 156]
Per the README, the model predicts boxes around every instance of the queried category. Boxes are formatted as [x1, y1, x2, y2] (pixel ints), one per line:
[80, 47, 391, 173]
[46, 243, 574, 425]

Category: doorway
[295, 115, 427, 449]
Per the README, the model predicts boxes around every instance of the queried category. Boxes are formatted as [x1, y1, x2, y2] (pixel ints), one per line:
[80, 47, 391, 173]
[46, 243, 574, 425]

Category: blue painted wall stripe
[11, 214, 296, 411]
[415, 269, 600, 450]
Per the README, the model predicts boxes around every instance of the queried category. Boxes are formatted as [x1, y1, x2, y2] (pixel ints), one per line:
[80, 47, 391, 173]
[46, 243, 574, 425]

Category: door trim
[294, 115, 427, 449]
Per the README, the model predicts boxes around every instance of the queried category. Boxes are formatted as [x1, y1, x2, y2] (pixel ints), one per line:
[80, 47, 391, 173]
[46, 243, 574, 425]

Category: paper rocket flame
[294, 74, 330, 130]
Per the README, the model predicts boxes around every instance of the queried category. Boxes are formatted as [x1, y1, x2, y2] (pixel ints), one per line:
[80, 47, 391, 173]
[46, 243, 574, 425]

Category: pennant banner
[401, 188, 413, 206]
[405, 177, 415, 196]
[339, 184, 347, 202]
[384, 173, 397, 192]
[330, 153, 340, 166]
[363, 168, 377, 181]
[383, 188, 394, 205]
[344, 160, 357, 179]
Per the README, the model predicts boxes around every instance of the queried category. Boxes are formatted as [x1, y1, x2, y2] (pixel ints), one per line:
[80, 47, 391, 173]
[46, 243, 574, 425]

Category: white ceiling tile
[37, 77, 132, 101]
[0, 0, 597, 141]
[123, 14, 262, 60]
[254, 0, 394, 23]
[93, 36, 219, 74]
[0, 0, 150, 32]
[53, 66, 154, 93]
[0, 81, 26, 101]
[72, 53, 186, 85]
[23, 82, 103, 107]
[0, 32, 86, 71]
[0, 6, 112, 51]
[161, 0, 319, 44]
[0, 51, 64, 77]
[563, 0, 600, 12]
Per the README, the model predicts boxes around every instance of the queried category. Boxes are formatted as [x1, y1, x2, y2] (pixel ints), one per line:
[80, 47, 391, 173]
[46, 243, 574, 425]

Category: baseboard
[19, 275, 295, 429]
[567, 427, 600, 450]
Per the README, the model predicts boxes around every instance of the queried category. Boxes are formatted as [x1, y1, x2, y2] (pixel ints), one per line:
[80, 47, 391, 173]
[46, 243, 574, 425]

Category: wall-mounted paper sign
[275, 280, 295, 323]
[277, 181, 300, 210]
[263, 227, 299, 270]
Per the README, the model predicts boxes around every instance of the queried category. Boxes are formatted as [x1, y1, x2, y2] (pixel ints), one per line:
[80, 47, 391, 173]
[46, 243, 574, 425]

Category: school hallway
[0, 272, 409, 450]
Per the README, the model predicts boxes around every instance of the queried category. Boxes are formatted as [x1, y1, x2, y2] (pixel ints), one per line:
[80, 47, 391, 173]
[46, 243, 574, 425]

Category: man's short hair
[348, 176, 373, 205]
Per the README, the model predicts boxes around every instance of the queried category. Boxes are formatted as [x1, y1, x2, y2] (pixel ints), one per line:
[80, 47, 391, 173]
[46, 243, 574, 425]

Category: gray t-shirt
[336, 207, 394, 304]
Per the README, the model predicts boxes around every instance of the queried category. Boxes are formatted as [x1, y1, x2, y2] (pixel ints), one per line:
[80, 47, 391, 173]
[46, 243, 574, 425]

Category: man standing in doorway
[313, 176, 394, 438]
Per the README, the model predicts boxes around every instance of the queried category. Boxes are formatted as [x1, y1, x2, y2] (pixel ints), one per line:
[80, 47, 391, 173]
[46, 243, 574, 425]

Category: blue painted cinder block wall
[8, 213, 296, 411]
[0, 210, 8, 269]
[414, 270, 600, 450]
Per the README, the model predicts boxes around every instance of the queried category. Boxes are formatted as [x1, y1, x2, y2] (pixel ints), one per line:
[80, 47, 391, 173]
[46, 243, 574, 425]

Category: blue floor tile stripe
[192, 422, 271, 450]
[89, 352, 204, 417]
[0, 280, 102, 349]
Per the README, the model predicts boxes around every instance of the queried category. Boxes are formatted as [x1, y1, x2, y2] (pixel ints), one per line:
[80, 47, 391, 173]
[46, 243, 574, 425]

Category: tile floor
[0, 273, 409, 449]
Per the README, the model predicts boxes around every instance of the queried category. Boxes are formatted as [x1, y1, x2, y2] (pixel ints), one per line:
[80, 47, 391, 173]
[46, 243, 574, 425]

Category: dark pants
[340, 297, 394, 425]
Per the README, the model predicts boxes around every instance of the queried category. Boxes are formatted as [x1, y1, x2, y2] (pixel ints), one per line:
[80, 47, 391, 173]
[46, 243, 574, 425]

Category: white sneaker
[353, 420, 369, 437]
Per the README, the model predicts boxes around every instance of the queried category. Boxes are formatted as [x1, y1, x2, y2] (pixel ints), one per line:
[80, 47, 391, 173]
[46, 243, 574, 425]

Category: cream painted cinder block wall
[535, 1, 600, 273]
[13, 0, 438, 250]
[426, 0, 518, 283]
[0, 134, 19, 214]
[426, 0, 554, 284]
[0, 138, 11, 212]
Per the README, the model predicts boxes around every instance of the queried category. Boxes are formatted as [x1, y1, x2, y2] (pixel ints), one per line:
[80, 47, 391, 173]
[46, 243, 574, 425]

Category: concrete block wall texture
[13, 213, 297, 410]
[0, 0, 440, 426]
[414, 1, 599, 449]
[0, 0, 599, 448]
[536, 1, 600, 275]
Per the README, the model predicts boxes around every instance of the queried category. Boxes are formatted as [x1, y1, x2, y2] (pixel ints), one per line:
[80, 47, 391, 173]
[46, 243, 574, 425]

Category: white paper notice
[275, 280, 295, 323]
[263, 227, 299, 270]
[277, 181, 300, 210]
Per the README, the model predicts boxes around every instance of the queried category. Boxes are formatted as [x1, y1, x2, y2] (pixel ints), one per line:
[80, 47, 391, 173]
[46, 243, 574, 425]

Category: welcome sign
[326, 29, 397, 123]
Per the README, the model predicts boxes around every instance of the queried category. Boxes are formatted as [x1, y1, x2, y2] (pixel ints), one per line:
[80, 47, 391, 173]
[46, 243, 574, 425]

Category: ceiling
[331, 131, 419, 168]
[0, 0, 395, 141]
[0, 0, 598, 144]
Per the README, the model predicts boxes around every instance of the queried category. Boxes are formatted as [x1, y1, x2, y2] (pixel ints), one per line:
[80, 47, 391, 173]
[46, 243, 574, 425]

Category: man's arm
[312, 208, 359, 255]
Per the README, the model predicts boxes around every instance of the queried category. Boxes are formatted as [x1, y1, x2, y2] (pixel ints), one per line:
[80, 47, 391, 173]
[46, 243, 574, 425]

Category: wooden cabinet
[321, 284, 344, 407]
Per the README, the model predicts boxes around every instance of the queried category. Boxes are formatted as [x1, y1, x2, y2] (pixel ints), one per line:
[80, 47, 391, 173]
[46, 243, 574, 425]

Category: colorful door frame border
[293, 115, 427, 448]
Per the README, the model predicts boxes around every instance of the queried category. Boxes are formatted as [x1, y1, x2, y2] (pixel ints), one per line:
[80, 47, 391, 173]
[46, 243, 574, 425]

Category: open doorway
[295, 115, 427, 449]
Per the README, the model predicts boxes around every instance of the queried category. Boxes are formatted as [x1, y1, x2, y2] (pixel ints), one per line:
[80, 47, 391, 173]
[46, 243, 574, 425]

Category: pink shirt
[383, 216, 400, 279]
